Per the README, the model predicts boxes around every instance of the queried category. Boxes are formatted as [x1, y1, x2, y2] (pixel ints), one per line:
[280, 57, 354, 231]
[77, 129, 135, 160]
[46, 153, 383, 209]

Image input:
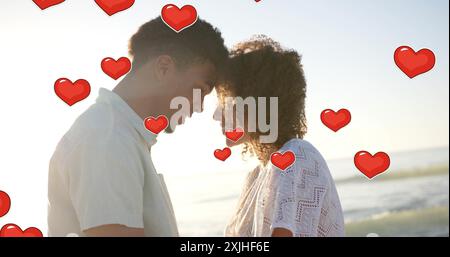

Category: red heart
[54, 78, 91, 106]
[32, 0, 65, 10]
[0, 224, 43, 237]
[95, 0, 135, 16]
[271, 151, 296, 171]
[214, 148, 231, 161]
[225, 128, 244, 142]
[394, 46, 436, 78]
[101, 57, 131, 80]
[354, 151, 390, 179]
[144, 115, 169, 135]
[321, 109, 351, 132]
[0, 191, 11, 218]
[161, 4, 198, 33]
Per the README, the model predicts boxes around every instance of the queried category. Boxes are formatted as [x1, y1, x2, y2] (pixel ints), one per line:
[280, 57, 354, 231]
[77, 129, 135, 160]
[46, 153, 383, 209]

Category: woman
[215, 36, 345, 237]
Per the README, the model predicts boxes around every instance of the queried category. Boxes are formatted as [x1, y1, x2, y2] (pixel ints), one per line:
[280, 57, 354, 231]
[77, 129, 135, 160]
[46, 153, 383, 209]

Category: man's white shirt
[48, 88, 179, 237]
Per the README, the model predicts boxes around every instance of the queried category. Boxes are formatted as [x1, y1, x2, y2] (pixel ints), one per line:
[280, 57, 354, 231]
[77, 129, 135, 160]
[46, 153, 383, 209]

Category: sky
[0, 0, 448, 234]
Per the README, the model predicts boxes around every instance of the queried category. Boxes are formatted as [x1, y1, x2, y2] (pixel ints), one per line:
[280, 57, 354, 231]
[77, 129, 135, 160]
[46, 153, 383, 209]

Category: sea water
[165, 146, 449, 236]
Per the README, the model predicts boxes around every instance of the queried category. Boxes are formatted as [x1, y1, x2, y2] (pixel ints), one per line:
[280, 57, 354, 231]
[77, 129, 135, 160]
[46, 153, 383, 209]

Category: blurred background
[0, 0, 448, 236]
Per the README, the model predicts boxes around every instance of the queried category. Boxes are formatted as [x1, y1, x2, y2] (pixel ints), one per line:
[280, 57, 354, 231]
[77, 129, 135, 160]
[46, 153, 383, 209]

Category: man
[47, 17, 229, 237]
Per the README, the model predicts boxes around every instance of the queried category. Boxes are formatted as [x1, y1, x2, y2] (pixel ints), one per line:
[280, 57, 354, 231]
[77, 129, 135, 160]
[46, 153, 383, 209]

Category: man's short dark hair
[129, 16, 229, 72]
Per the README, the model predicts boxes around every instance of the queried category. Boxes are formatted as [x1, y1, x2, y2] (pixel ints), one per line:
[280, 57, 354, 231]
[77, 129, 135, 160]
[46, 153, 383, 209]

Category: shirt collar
[96, 88, 157, 148]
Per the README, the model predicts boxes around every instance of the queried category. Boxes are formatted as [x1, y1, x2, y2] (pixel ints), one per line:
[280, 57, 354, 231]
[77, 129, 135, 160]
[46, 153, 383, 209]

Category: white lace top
[225, 139, 345, 237]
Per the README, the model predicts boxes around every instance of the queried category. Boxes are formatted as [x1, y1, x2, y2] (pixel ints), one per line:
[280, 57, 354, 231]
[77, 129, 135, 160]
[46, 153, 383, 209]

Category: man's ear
[154, 55, 176, 82]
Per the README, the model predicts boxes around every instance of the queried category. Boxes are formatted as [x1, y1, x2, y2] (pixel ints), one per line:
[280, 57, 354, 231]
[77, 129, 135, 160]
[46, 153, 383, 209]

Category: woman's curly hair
[217, 35, 307, 165]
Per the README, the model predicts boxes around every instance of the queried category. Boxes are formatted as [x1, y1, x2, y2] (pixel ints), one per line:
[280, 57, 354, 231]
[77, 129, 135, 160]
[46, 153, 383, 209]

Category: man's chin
[164, 116, 188, 134]
[165, 126, 175, 134]
[226, 139, 239, 147]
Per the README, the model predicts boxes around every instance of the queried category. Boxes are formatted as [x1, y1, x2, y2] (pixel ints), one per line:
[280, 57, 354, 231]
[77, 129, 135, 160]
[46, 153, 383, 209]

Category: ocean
[164, 146, 449, 237]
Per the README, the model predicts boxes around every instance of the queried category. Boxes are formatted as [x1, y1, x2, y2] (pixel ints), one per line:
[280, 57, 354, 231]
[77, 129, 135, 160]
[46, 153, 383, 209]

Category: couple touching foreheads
[48, 16, 344, 237]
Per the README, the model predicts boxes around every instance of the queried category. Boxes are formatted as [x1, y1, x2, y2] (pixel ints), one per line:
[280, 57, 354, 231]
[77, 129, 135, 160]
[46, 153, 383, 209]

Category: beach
[164, 147, 449, 237]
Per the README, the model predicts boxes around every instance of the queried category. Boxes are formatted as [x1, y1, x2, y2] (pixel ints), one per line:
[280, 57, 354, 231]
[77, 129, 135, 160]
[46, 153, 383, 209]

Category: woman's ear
[154, 55, 176, 82]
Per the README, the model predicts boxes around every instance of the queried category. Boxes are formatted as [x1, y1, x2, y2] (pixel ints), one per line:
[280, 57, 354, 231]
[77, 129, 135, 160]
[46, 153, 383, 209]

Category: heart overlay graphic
[54, 78, 91, 106]
[32, 0, 65, 10]
[321, 109, 351, 132]
[101, 57, 131, 80]
[394, 46, 436, 78]
[225, 128, 244, 142]
[271, 151, 296, 171]
[214, 148, 231, 161]
[354, 151, 391, 179]
[0, 224, 43, 237]
[161, 4, 198, 32]
[55, 78, 91, 106]
[95, 0, 135, 16]
[0, 191, 11, 218]
[144, 115, 169, 135]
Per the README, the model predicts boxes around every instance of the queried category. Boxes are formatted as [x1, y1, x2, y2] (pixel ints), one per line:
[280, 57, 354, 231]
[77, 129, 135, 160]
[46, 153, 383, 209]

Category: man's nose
[198, 95, 206, 113]
[213, 106, 223, 121]
[192, 89, 205, 114]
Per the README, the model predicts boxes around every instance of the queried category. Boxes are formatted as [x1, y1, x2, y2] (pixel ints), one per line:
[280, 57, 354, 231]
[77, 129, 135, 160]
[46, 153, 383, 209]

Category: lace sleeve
[270, 146, 329, 237]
